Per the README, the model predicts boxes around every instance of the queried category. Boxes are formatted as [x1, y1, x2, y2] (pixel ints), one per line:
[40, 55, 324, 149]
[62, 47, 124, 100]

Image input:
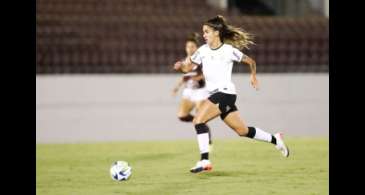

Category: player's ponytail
[204, 15, 254, 50]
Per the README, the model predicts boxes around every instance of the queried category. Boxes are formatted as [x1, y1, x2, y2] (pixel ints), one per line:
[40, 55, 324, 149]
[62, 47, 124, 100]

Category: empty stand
[36, 0, 329, 73]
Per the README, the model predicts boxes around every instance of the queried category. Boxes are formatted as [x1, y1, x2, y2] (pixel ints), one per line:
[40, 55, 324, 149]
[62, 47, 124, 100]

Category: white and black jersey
[190, 44, 247, 95]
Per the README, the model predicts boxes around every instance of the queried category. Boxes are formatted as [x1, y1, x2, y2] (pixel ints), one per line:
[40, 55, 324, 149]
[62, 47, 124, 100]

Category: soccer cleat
[190, 159, 212, 173]
[274, 133, 290, 157]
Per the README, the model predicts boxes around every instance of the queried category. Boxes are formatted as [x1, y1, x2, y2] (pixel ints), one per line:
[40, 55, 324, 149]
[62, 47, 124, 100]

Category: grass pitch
[37, 138, 328, 195]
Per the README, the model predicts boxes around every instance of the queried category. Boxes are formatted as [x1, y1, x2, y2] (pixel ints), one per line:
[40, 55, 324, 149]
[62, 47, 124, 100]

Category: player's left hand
[250, 74, 259, 90]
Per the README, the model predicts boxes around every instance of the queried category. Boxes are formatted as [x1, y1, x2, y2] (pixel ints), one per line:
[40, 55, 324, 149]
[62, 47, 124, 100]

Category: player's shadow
[195, 170, 251, 178]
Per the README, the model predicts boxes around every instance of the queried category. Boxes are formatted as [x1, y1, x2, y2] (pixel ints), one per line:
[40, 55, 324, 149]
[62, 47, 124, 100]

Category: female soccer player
[174, 15, 290, 173]
[172, 33, 212, 145]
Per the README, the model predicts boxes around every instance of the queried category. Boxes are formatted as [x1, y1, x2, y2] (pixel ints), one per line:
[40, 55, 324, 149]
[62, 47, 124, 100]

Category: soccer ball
[110, 161, 132, 181]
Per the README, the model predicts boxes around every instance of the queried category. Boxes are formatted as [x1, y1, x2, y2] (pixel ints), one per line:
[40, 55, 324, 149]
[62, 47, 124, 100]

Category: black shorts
[208, 92, 238, 120]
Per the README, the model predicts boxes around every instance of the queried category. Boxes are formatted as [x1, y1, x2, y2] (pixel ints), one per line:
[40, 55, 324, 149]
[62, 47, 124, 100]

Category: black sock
[246, 126, 256, 138]
[178, 114, 194, 122]
[201, 152, 209, 160]
[271, 135, 277, 145]
[195, 124, 210, 160]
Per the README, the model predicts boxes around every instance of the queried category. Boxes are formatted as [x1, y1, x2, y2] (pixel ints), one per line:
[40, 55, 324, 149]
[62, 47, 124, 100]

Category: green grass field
[36, 138, 328, 195]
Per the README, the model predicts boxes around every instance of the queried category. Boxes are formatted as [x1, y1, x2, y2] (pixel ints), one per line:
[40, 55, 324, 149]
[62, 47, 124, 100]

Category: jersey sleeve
[231, 47, 247, 62]
[190, 48, 202, 65]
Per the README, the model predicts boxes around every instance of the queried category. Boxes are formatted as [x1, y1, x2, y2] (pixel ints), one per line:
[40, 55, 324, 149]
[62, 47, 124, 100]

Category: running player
[174, 15, 289, 174]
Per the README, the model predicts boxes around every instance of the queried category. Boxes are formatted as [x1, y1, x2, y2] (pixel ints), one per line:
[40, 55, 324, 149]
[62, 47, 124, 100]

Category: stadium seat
[36, 0, 329, 73]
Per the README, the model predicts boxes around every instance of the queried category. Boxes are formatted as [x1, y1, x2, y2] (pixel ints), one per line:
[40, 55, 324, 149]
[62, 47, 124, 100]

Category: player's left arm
[241, 55, 259, 90]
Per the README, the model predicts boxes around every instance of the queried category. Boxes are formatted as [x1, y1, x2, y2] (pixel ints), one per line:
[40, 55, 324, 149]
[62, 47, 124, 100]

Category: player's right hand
[173, 61, 183, 70]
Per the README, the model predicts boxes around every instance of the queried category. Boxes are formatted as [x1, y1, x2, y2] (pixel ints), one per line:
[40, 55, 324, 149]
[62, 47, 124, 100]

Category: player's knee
[193, 117, 204, 125]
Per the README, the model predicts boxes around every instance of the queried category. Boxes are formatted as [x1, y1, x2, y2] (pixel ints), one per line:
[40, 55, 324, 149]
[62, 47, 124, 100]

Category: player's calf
[239, 126, 290, 157]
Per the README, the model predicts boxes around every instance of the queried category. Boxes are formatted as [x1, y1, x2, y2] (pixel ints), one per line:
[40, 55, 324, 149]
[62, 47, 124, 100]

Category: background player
[172, 33, 212, 146]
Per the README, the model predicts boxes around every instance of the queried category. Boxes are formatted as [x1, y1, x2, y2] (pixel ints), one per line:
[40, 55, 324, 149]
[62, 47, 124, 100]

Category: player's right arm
[174, 58, 195, 73]
[174, 47, 202, 73]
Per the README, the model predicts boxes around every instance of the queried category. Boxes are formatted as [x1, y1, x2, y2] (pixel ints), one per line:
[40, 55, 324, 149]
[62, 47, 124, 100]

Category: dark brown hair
[186, 32, 201, 46]
[204, 15, 254, 50]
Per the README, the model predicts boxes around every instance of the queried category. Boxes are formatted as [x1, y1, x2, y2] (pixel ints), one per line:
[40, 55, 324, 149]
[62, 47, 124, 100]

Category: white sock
[197, 133, 210, 153]
[253, 127, 273, 143]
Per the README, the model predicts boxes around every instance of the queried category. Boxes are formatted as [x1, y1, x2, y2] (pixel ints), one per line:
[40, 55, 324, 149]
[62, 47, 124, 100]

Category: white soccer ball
[110, 161, 132, 181]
